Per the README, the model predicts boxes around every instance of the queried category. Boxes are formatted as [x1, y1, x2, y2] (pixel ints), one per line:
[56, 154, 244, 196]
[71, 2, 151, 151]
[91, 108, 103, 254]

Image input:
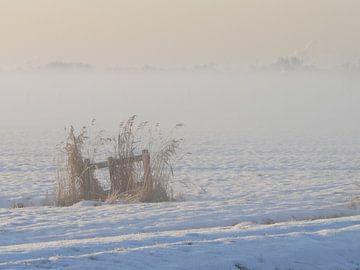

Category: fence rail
[89, 154, 143, 169]
[82, 149, 151, 200]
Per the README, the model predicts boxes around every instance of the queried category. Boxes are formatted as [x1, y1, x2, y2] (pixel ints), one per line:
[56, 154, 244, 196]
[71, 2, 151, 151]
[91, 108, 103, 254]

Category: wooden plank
[91, 160, 108, 169]
[142, 149, 152, 187]
[90, 154, 143, 169]
[108, 157, 115, 192]
[84, 159, 91, 200]
[113, 155, 143, 165]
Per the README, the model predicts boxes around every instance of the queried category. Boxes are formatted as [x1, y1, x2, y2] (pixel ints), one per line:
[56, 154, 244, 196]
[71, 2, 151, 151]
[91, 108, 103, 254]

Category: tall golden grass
[55, 126, 104, 206]
[55, 116, 182, 206]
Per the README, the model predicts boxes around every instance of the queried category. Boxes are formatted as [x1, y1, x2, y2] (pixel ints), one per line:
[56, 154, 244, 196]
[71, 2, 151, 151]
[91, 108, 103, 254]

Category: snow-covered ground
[1, 204, 360, 270]
[1, 71, 360, 269]
[1, 126, 360, 269]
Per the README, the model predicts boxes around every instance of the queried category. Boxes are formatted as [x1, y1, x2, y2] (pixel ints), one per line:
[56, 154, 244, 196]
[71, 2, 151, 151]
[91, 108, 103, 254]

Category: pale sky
[0, 0, 359, 68]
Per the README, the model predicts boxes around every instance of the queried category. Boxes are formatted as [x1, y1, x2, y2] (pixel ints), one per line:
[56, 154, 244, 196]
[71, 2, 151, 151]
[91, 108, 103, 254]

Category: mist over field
[1, 69, 360, 140]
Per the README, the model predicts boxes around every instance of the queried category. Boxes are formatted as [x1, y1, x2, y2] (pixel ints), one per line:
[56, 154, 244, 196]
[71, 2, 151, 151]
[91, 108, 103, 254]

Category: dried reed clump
[108, 116, 182, 203]
[139, 135, 181, 202]
[56, 116, 182, 206]
[112, 115, 139, 194]
[105, 190, 121, 204]
[55, 126, 104, 206]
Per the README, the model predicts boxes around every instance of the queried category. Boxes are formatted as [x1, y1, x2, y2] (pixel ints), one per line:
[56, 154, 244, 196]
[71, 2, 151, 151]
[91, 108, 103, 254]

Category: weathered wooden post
[142, 149, 152, 187]
[108, 157, 115, 192]
[84, 159, 91, 200]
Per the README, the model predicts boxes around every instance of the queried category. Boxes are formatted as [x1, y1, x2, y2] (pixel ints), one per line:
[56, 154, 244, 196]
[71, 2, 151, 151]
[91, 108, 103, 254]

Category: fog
[1, 1, 360, 67]
[1, 69, 359, 139]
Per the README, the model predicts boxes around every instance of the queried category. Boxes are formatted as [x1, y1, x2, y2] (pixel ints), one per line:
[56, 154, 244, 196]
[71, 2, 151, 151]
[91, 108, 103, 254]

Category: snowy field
[1, 204, 360, 270]
[1, 127, 360, 269]
[1, 71, 360, 269]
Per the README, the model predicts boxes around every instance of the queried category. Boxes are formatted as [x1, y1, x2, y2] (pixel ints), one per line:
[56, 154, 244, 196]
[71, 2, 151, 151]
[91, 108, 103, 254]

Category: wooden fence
[82, 149, 151, 200]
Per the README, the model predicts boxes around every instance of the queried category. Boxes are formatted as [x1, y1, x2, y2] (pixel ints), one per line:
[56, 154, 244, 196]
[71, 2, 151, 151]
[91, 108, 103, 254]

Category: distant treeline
[46, 61, 92, 70]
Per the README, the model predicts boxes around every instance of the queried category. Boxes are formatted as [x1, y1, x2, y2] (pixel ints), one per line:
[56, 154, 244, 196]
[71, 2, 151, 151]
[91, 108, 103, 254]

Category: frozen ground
[1, 71, 360, 269]
[1, 204, 360, 270]
[1, 127, 360, 269]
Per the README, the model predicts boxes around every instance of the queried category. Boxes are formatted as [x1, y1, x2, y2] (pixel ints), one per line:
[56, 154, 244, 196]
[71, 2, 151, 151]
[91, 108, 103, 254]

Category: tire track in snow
[1, 216, 360, 269]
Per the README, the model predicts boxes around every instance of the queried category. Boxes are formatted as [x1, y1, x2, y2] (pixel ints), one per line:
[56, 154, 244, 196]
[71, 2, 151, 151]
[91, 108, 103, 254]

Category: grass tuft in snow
[55, 116, 182, 206]
[55, 125, 104, 206]
[109, 116, 182, 203]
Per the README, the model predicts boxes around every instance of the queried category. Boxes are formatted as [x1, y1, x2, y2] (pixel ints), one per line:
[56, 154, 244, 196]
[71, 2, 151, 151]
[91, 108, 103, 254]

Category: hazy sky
[1, 0, 359, 67]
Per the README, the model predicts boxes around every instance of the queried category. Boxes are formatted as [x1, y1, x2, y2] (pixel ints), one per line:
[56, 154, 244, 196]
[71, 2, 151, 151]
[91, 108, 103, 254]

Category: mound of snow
[70, 200, 103, 207]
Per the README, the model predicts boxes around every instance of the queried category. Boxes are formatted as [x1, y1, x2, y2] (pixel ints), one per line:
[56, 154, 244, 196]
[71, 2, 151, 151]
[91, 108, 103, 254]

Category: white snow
[1, 72, 360, 269]
[1, 128, 360, 269]
[0, 194, 11, 209]
[0, 204, 359, 270]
